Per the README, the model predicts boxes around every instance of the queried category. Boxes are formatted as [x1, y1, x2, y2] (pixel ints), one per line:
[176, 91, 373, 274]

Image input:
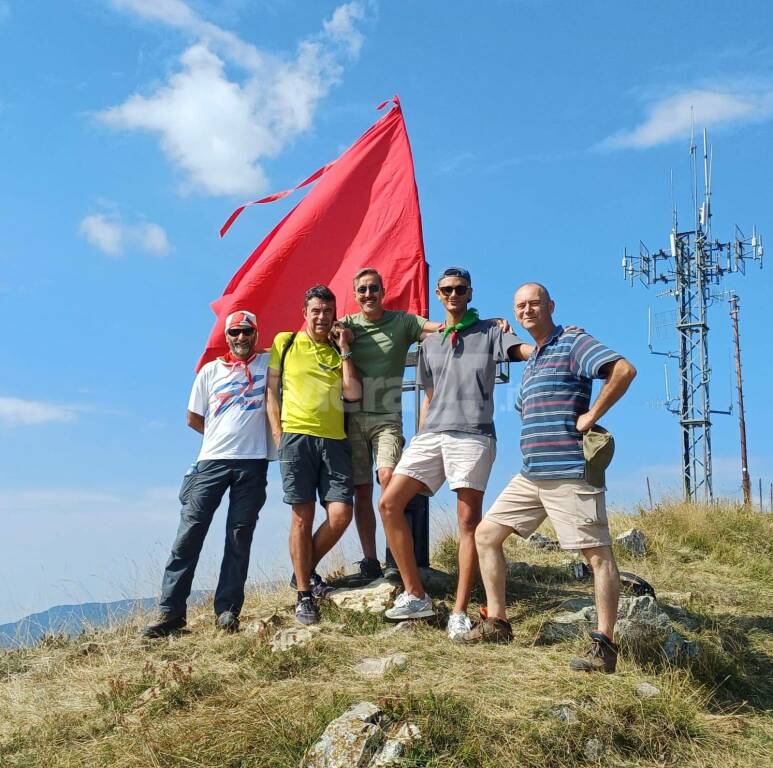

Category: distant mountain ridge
[0, 593, 210, 649]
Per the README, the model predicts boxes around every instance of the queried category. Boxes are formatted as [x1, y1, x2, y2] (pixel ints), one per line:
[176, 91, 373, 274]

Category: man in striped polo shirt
[464, 283, 636, 673]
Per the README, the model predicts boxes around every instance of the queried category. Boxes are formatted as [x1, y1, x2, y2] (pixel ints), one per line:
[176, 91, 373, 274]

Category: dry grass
[1, 502, 771, 767]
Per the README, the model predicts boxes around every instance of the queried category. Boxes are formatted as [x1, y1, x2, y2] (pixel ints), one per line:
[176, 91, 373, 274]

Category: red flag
[197, 96, 428, 370]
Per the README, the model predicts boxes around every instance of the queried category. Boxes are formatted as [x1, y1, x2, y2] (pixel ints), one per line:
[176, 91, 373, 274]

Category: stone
[270, 626, 321, 653]
[584, 738, 605, 761]
[419, 566, 456, 594]
[550, 704, 579, 724]
[244, 612, 283, 638]
[303, 702, 383, 768]
[328, 579, 400, 614]
[369, 722, 421, 767]
[635, 682, 661, 699]
[615, 596, 700, 663]
[557, 597, 595, 612]
[376, 620, 419, 638]
[527, 532, 560, 550]
[353, 653, 408, 679]
[538, 595, 700, 663]
[615, 527, 647, 556]
[506, 561, 536, 580]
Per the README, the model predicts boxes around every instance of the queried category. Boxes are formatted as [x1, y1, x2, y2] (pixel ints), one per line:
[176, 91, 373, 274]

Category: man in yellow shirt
[267, 285, 362, 625]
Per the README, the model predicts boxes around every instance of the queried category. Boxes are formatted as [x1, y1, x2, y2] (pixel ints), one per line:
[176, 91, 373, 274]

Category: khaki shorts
[485, 473, 611, 550]
[347, 411, 405, 486]
[394, 430, 496, 495]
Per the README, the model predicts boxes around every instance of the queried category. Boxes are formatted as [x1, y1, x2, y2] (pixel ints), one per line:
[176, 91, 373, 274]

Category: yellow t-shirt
[268, 331, 345, 440]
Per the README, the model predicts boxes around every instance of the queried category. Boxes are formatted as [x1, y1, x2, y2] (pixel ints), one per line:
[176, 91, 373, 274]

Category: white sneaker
[447, 612, 472, 641]
[384, 591, 434, 621]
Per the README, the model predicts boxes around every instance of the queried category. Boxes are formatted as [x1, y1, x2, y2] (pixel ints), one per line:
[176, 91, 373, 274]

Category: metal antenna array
[621, 128, 764, 500]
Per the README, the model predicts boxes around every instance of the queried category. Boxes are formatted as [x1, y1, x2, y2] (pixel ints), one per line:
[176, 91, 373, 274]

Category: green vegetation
[1, 502, 771, 767]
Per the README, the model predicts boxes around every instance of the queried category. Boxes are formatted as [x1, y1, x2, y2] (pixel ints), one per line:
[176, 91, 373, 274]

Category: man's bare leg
[289, 502, 316, 592]
[474, 519, 513, 619]
[353, 485, 378, 560]
[379, 474, 427, 597]
[582, 545, 620, 638]
[310, 501, 354, 569]
[454, 487, 484, 614]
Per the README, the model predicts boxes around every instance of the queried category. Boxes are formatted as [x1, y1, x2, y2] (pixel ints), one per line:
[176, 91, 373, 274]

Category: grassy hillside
[1, 502, 771, 767]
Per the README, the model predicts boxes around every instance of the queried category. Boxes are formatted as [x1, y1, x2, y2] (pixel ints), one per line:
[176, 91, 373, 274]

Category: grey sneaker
[447, 611, 472, 641]
[290, 570, 334, 599]
[295, 596, 320, 626]
[215, 611, 240, 633]
[384, 591, 434, 621]
[383, 565, 402, 584]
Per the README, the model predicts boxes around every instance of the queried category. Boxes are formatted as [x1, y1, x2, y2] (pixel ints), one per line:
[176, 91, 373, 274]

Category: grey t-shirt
[417, 320, 524, 438]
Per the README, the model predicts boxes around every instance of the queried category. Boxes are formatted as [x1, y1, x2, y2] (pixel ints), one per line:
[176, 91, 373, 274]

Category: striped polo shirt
[516, 326, 621, 480]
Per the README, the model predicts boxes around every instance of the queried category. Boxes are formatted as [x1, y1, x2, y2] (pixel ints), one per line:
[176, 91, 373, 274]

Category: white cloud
[600, 86, 773, 150]
[79, 213, 123, 256]
[79, 211, 170, 258]
[0, 397, 81, 427]
[100, 1, 366, 196]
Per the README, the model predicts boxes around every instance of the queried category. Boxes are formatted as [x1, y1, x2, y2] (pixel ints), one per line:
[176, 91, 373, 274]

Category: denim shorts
[278, 433, 354, 506]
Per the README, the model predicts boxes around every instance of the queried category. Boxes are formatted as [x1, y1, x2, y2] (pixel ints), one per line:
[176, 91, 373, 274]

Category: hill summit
[1, 502, 771, 767]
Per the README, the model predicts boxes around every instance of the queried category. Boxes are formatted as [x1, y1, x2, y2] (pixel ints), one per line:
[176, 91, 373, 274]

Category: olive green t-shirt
[341, 310, 427, 415]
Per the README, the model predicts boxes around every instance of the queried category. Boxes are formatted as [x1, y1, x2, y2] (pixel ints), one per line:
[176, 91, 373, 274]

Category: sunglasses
[438, 285, 470, 296]
[356, 284, 381, 295]
[227, 327, 256, 337]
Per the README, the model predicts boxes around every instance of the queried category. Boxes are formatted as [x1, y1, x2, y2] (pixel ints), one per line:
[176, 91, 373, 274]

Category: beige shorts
[394, 430, 496, 495]
[347, 411, 405, 486]
[485, 473, 611, 550]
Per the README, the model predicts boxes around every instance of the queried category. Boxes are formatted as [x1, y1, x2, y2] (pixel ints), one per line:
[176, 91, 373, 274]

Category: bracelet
[340, 350, 353, 360]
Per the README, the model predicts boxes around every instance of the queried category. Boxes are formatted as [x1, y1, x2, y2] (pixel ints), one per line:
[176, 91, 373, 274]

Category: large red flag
[197, 97, 428, 370]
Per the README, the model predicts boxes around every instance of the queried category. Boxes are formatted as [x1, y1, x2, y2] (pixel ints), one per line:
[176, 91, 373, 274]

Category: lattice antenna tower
[621, 127, 763, 500]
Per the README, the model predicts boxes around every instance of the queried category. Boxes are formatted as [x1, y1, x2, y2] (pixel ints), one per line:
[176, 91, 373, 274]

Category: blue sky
[2, 0, 772, 624]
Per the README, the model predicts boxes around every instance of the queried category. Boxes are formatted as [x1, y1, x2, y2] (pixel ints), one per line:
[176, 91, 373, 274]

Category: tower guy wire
[621, 128, 764, 501]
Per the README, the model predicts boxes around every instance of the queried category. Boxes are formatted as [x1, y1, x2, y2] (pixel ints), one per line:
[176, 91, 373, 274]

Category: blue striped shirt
[515, 326, 621, 480]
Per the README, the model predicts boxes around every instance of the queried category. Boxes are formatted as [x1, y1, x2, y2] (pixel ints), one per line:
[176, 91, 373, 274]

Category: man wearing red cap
[143, 310, 272, 637]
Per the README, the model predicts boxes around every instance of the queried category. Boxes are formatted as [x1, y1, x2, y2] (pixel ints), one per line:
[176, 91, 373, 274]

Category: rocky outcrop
[615, 528, 647, 556]
[353, 653, 408, 679]
[538, 595, 699, 663]
[328, 579, 399, 614]
[303, 701, 420, 768]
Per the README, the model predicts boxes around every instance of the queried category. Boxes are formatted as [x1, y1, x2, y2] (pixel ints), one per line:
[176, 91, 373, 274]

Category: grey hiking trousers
[159, 459, 268, 618]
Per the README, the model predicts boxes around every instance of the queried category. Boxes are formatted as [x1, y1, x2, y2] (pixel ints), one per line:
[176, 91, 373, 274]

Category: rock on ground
[270, 626, 321, 653]
[507, 561, 536, 580]
[303, 702, 420, 768]
[353, 653, 408, 679]
[615, 527, 647, 556]
[418, 566, 456, 594]
[527, 532, 560, 550]
[538, 595, 700, 663]
[328, 579, 399, 614]
[584, 737, 605, 761]
[303, 702, 382, 768]
[370, 722, 421, 767]
[635, 682, 661, 699]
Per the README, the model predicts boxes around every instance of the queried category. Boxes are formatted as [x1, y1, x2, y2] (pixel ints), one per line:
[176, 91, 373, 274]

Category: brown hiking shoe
[457, 617, 513, 644]
[570, 631, 618, 673]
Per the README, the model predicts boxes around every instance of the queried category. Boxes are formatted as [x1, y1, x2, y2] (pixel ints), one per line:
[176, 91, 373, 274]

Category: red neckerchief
[214, 352, 257, 415]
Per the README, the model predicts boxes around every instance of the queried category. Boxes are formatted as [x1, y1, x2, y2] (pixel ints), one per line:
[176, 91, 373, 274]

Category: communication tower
[621, 128, 763, 500]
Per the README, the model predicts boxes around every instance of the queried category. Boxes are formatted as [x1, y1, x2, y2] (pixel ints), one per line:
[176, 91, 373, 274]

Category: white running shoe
[384, 591, 434, 621]
[447, 611, 472, 641]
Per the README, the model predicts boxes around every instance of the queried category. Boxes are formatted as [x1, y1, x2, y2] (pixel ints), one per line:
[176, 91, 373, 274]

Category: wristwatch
[341, 350, 353, 360]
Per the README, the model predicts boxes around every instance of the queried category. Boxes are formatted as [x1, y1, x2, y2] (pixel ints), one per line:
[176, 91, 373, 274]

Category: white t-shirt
[188, 353, 270, 461]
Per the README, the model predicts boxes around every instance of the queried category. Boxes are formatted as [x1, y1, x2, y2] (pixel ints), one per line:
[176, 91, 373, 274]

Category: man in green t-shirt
[267, 284, 362, 625]
[340, 268, 445, 579]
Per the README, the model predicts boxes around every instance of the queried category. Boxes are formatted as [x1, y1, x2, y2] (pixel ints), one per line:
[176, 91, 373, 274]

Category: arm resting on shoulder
[576, 358, 637, 432]
[420, 320, 442, 339]
[266, 369, 282, 446]
[507, 342, 534, 362]
[187, 411, 205, 434]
